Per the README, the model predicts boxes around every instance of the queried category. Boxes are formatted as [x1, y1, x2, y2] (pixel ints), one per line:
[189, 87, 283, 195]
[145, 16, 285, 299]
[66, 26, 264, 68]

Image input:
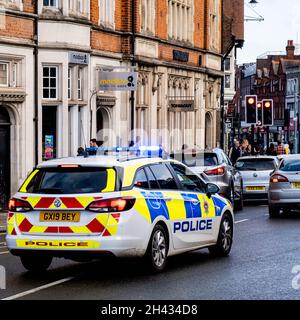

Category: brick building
[0, 0, 233, 207]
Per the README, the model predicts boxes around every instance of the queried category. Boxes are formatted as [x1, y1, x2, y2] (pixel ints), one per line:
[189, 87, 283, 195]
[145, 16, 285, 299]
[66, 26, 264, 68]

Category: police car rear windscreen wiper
[35, 188, 63, 194]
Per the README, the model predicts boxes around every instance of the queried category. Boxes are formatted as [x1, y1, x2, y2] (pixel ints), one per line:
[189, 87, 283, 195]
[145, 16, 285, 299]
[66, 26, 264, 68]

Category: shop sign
[99, 72, 137, 91]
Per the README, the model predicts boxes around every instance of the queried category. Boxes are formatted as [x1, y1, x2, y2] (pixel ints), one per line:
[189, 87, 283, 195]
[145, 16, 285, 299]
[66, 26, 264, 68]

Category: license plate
[292, 183, 300, 189]
[246, 186, 265, 191]
[40, 212, 80, 222]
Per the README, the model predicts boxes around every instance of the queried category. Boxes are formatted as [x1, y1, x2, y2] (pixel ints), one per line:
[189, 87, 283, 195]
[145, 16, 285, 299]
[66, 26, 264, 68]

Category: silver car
[170, 148, 243, 210]
[235, 156, 278, 201]
[269, 154, 300, 217]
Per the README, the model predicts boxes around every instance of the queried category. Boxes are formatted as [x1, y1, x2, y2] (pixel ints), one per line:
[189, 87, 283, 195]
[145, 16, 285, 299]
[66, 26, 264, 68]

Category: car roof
[237, 156, 277, 160]
[36, 156, 177, 169]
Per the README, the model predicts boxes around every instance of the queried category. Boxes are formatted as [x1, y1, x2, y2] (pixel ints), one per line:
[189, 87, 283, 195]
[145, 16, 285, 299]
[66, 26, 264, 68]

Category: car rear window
[236, 159, 276, 171]
[280, 160, 300, 172]
[20, 167, 116, 194]
[170, 152, 218, 167]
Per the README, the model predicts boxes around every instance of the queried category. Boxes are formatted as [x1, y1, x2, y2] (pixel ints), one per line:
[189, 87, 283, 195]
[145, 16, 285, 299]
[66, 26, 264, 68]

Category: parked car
[170, 148, 243, 210]
[235, 156, 278, 201]
[269, 154, 300, 218]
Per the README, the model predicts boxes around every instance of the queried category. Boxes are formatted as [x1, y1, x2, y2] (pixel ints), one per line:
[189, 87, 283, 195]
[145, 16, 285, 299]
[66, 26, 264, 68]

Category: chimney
[286, 40, 295, 59]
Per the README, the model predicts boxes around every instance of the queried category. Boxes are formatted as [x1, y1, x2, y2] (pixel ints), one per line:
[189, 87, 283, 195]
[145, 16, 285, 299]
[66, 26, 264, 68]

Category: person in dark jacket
[229, 140, 242, 164]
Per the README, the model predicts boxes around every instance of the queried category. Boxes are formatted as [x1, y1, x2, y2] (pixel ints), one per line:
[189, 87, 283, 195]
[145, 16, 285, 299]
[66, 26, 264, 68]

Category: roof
[237, 156, 278, 160]
[37, 156, 173, 169]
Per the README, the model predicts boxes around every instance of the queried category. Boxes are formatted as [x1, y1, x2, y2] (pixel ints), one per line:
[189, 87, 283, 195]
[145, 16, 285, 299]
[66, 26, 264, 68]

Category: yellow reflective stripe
[102, 169, 116, 192]
[8, 215, 15, 224]
[105, 225, 118, 236]
[7, 224, 14, 235]
[69, 226, 91, 233]
[107, 215, 118, 225]
[19, 170, 39, 192]
[163, 192, 186, 220]
[122, 190, 151, 222]
[123, 164, 141, 187]
[76, 197, 95, 208]
[29, 226, 48, 233]
[25, 197, 42, 208]
[15, 214, 26, 226]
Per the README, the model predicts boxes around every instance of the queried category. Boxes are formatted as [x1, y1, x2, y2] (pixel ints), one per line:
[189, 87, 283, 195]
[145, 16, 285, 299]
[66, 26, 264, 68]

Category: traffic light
[245, 95, 257, 124]
[262, 99, 274, 126]
[257, 101, 263, 126]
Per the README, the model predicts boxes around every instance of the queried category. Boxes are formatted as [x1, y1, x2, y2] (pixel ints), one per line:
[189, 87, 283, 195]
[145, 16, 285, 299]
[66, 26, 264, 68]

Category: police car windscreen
[171, 152, 218, 167]
[24, 167, 115, 194]
[236, 159, 276, 171]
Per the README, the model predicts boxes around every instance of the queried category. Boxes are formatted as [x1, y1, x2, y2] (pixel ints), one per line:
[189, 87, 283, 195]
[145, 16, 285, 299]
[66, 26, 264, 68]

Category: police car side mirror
[206, 183, 220, 198]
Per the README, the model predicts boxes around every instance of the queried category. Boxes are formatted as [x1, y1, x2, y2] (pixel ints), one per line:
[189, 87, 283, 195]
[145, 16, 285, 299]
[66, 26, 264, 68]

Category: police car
[6, 147, 234, 273]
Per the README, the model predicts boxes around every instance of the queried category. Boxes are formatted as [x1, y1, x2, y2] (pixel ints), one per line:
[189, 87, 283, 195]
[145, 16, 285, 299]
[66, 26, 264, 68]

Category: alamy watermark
[0, 265, 5, 290]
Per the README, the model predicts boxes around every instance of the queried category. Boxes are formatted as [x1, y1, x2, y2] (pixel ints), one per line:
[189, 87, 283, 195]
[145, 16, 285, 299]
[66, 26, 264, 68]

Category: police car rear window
[21, 167, 116, 194]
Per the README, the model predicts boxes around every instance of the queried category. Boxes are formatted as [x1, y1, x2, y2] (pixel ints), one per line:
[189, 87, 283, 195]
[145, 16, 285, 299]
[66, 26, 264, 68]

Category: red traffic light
[264, 101, 271, 108]
[247, 97, 255, 105]
[257, 102, 262, 108]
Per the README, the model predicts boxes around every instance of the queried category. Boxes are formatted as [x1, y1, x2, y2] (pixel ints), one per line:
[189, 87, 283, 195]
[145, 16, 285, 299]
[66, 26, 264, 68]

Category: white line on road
[235, 219, 249, 224]
[0, 251, 9, 255]
[2, 276, 75, 300]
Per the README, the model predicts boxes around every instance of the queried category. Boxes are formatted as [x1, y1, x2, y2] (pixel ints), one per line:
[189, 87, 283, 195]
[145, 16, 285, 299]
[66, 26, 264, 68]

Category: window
[69, 0, 89, 17]
[43, 0, 58, 7]
[225, 58, 231, 71]
[43, 66, 58, 99]
[12, 63, 17, 87]
[168, 0, 193, 42]
[225, 75, 231, 89]
[68, 68, 72, 100]
[235, 159, 276, 171]
[141, 0, 155, 34]
[0, 63, 8, 86]
[210, 0, 220, 50]
[150, 164, 178, 190]
[134, 169, 149, 189]
[170, 163, 205, 193]
[145, 167, 160, 189]
[99, 0, 115, 29]
[77, 67, 83, 100]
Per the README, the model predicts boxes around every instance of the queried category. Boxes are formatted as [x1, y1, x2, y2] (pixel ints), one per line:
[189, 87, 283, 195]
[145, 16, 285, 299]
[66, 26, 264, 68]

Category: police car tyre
[208, 212, 233, 257]
[269, 205, 280, 218]
[20, 254, 53, 272]
[145, 224, 168, 273]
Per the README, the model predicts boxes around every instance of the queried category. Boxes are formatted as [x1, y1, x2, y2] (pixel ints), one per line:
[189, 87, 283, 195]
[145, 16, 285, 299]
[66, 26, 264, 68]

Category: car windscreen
[170, 152, 218, 167]
[20, 167, 116, 194]
[236, 159, 276, 171]
[280, 160, 300, 172]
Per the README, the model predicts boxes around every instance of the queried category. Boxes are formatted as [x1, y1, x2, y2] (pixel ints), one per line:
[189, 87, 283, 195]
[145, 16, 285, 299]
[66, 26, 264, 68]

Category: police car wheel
[20, 254, 53, 272]
[146, 225, 168, 272]
[209, 213, 233, 257]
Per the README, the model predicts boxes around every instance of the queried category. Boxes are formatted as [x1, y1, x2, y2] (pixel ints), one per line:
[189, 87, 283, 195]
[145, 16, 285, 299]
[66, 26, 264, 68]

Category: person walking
[228, 140, 242, 165]
[266, 143, 277, 156]
[241, 139, 251, 156]
[276, 141, 285, 155]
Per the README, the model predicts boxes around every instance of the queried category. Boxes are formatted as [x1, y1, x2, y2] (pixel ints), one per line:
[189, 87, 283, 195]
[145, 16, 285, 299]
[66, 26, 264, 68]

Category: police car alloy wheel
[209, 213, 233, 257]
[146, 225, 168, 272]
[20, 254, 53, 272]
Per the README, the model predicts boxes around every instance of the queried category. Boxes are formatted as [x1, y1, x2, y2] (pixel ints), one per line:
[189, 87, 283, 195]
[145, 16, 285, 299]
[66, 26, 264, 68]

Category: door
[169, 163, 217, 249]
[0, 108, 10, 209]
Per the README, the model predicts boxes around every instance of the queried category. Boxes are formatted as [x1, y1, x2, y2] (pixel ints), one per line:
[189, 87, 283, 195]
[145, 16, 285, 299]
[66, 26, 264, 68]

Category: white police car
[7, 147, 234, 272]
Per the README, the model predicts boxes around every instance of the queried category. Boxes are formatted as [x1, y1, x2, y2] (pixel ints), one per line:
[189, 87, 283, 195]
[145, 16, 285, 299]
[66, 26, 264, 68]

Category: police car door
[169, 163, 217, 250]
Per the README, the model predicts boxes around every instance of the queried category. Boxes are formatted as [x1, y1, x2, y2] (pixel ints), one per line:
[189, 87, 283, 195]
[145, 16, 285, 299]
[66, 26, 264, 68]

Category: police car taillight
[87, 197, 136, 213]
[270, 174, 288, 183]
[8, 198, 33, 212]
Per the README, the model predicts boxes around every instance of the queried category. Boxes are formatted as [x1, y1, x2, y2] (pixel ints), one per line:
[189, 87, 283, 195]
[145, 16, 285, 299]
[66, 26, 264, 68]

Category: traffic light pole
[251, 124, 255, 155]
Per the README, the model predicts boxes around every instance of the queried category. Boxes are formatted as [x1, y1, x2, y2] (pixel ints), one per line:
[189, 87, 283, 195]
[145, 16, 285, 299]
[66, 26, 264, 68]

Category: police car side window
[145, 167, 160, 189]
[134, 169, 149, 189]
[150, 164, 178, 190]
[171, 163, 205, 193]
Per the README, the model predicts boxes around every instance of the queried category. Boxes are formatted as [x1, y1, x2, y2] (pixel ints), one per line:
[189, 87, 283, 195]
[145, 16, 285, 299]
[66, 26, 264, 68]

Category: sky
[238, 0, 300, 63]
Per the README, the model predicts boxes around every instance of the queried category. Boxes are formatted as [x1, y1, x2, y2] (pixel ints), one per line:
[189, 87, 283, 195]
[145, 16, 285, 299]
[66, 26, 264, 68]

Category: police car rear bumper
[6, 234, 148, 258]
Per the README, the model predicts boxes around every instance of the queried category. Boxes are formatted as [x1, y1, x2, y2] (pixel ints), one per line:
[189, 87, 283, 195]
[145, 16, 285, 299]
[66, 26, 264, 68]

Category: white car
[7, 148, 234, 273]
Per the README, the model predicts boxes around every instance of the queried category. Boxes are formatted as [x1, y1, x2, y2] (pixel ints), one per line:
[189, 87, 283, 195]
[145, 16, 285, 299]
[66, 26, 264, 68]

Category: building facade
[0, 0, 228, 207]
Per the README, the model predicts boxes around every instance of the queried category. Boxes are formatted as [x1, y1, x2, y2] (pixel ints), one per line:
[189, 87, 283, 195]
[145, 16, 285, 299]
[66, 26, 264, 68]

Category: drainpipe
[130, 0, 136, 143]
[34, 1, 38, 165]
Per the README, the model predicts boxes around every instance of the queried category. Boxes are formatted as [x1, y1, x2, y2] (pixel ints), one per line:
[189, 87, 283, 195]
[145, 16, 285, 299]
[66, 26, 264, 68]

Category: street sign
[69, 51, 89, 65]
[99, 71, 138, 91]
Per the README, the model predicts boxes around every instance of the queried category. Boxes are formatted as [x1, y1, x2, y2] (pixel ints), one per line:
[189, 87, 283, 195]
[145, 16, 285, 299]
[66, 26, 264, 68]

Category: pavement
[0, 211, 6, 233]
[1, 204, 300, 300]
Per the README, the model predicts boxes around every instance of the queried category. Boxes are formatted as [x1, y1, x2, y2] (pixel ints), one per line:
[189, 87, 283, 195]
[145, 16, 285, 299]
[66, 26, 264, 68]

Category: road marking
[2, 276, 75, 300]
[0, 251, 9, 255]
[235, 219, 249, 224]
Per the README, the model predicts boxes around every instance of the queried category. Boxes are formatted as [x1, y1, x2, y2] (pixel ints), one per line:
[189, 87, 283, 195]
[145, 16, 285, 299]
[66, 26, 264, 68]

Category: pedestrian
[90, 138, 98, 148]
[266, 143, 277, 156]
[228, 140, 242, 165]
[288, 140, 294, 154]
[276, 141, 285, 155]
[241, 139, 251, 156]
[284, 141, 290, 155]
